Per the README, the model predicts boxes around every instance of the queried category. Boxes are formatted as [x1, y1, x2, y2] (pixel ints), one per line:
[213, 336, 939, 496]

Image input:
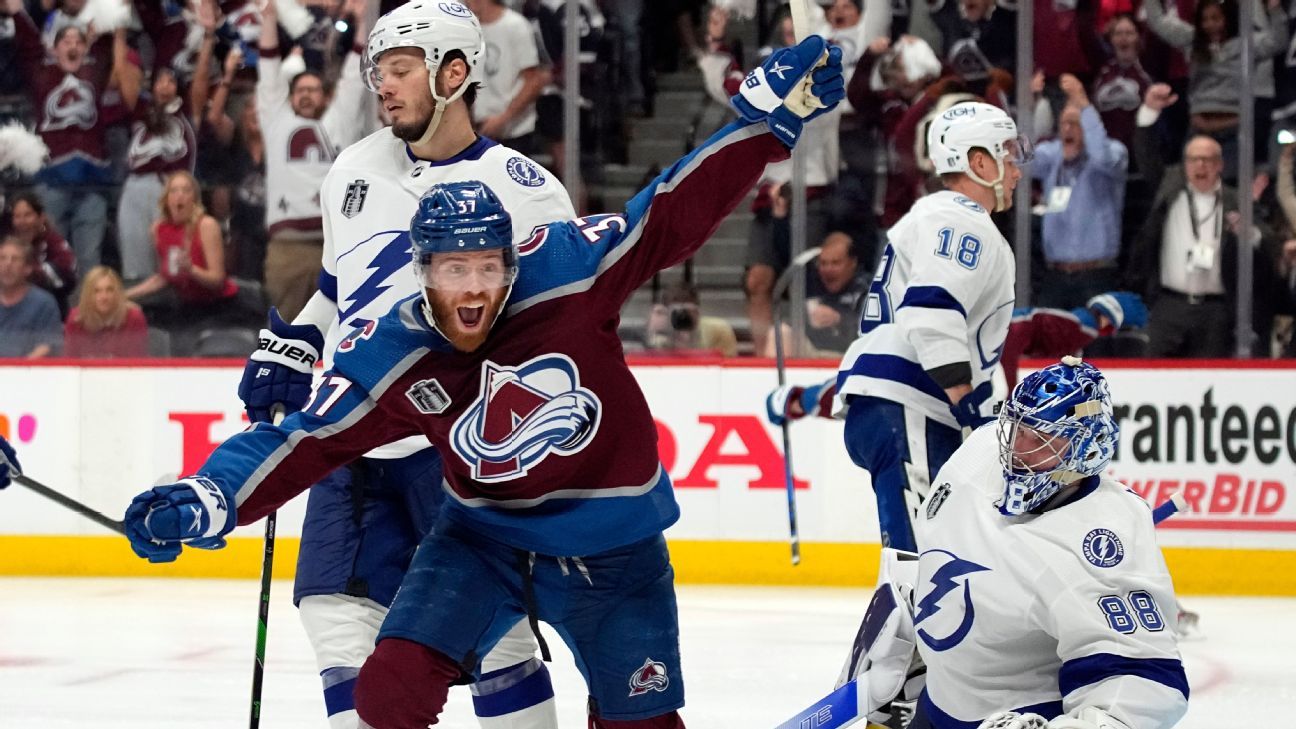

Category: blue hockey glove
[731, 36, 846, 148]
[1087, 291, 1147, 331]
[123, 477, 237, 563]
[0, 435, 19, 489]
[949, 381, 996, 431]
[238, 307, 324, 423]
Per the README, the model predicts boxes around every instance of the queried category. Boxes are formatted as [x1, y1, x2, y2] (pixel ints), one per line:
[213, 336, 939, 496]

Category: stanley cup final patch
[627, 657, 669, 697]
[407, 378, 452, 415]
[341, 179, 369, 218]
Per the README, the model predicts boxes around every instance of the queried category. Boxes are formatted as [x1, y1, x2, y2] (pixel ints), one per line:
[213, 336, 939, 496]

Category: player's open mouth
[457, 306, 484, 328]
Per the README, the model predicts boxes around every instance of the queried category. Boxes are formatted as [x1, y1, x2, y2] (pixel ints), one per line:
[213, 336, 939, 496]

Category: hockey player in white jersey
[908, 358, 1188, 729]
[835, 101, 1028, 552]
[236, 2, 575, 727]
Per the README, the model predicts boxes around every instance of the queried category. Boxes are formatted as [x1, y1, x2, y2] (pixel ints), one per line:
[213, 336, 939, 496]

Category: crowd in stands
[1, 0, 1294, 361]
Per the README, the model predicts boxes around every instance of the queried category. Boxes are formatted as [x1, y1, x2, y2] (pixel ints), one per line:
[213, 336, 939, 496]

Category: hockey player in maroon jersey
[123, 35, 846, 729]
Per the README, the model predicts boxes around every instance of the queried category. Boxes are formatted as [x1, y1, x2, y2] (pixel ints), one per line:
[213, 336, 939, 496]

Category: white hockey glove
[978, 712, 1049, 729]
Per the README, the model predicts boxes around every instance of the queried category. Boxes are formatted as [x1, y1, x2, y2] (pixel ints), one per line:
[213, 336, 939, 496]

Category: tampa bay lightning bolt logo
[914, 550, 990, 652]
[1082, 528, 1124, 568]
[337, 231, 412, 326]
[451, 354, 601, 482]
[506, 156, 546, 188]
[976, 300, 1013, 369]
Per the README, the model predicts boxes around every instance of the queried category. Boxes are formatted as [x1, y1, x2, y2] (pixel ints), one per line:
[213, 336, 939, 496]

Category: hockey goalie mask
[362, 1, 484, 145]
[410, 181, 518, 351]
[996, 358, 1118, 515]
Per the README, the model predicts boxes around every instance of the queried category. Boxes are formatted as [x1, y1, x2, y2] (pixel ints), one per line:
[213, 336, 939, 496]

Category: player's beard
[427, 289, 504, 353]
[391, 102, 436, 143]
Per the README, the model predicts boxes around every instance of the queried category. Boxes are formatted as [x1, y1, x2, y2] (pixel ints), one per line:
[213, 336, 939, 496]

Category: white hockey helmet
[362, 1, 484, 91]
[362, 1, 485, 144]
[926, 101, 1031, 211]
[927, 101, 1027, 174]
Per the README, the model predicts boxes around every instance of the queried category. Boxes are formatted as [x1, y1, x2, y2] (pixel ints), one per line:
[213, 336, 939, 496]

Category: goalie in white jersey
[836, 101, 1028, 552]
[910, 359, 1188, 729]
[236, 2, 575, 727]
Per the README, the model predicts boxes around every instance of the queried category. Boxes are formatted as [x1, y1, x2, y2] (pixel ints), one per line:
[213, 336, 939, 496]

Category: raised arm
[255, 0, 290, 119]
[585, 38, 845, 303]
[188, 0, 221, 126]
[1142, 0, 1194, 51]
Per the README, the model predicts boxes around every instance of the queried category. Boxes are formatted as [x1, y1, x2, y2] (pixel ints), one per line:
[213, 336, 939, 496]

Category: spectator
[1033, 0, 1107, 84]
[8, 5, 139, 276]
[645, 282, 738, 357]
[64, 265, 149, 358]
[1127, 84, 1284, 356]
[1143, 0, 1289, 177]
[0, 236, 62, 358]
[39, 0, 87, 50]
[1090, 13, 1153, 155]
[763, 231, 868, 357]
[846, 34, 943, 236]
[918, 0, 1016, 85]
[124, 170, 238, 327]
[465, 0, 550, 152]
[6, 192, 77, 315]
[607, 0, 647, 116]
[117, 0, 220, 284]
[257, 0, 369, 321]
[1031, 73, 1129, 309]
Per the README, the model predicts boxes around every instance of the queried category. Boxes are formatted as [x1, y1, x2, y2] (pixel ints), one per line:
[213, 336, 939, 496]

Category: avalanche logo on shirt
[506, 156, 546, 188]
[1082, 528, 1124, 568]
[914, 549, 990, 652]
[450, 353, 602, 482]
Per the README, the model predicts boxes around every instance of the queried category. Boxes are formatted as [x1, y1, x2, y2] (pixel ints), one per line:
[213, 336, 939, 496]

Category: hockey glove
[238, 307, 324, 423]
[0, 435, 19, 489]
[123, 477, 237, 563]
[1086, 291, 1147, 333]
[977, 712, 1049, 729]
[731, 36, 846, 148]
[765, 385, 808, 427]
[949, 380, 996, 431]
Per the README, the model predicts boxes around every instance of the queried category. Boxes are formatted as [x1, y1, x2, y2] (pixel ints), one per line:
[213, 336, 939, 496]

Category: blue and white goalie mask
[996, 358, 1118, 515]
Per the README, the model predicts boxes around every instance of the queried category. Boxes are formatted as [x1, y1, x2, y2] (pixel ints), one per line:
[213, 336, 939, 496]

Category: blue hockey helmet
[996, 357, 1118, 515]
[410, 181, 517, 292]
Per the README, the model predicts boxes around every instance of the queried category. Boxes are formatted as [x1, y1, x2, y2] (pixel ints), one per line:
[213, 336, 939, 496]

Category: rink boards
[1, 358, 1294, 595]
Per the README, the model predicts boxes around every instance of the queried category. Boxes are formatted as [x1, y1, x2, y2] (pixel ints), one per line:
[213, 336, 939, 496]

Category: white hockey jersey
[912, 426, 1189, 729]
[836, 190, 1015, 428]
[312, 129, 575, 458]
[258, 48, 370, 239]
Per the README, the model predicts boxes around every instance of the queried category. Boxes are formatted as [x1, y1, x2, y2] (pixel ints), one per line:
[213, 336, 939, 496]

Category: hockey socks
[470, 658, 558, 728]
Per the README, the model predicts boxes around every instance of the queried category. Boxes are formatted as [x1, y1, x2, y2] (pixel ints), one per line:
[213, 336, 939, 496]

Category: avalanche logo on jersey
[914, 549, 990, 652]
[506, 156, 546, 188]
[450, 353, 602, 483]
[627, 658, 669, 697]
[1082, 528, 1124, 568]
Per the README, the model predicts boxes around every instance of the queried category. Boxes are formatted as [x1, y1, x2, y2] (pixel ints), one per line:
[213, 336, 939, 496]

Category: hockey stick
[12, 474, 126, 534]
[248, 406, 285, 729]
[774, 493, 1190, 729]
[771, 246, 822, 566]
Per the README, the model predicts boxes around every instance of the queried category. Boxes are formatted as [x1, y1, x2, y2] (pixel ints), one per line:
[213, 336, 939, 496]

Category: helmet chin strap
[413, 63, 472, 148]
[966, 157, 1009, 212]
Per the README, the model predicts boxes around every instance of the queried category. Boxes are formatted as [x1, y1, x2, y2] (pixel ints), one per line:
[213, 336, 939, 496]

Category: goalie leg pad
[837, 548, 926, 724]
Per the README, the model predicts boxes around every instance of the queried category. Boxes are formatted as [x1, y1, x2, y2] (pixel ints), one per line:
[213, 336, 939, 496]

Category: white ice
[0, 579, 1289, 727]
